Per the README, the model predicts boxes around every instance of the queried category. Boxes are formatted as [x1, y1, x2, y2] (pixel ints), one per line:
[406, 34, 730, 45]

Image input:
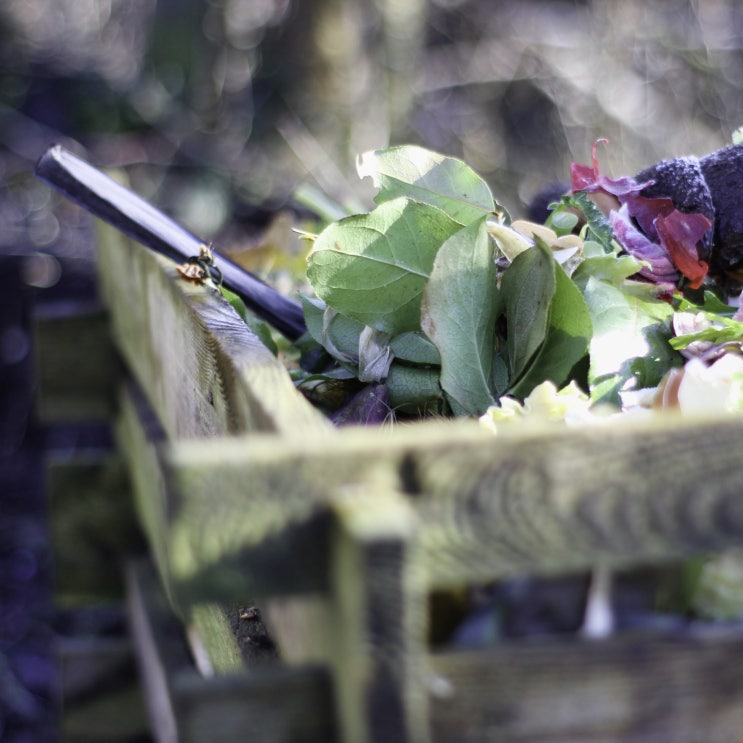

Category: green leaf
[388, 331, 441, 366]
[581, 275, 675, 404]
[555, 192, 614, 252]
[356, 145, 502, 225]
[307, 197, 463, 335]
[669, 315, 743, 350]
[300, 294, 364, 364]
[675, 290, 736, 316]
[500, 240, 556, 382]
[491, 350, 509, 396]
[299, 293, 327, 344]
[508, 257, 592, 397]
[546, 208, 579, 236]
[572, 249, 645, 288]
[420, 219, 498, 415]
[385, 363, 443, 415]
[220, 285, 278, 355]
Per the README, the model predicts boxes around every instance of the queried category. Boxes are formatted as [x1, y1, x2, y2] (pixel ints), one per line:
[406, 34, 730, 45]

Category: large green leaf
[508, 257, 592, 397]
[307, 197, 462, 335]
[420, 219, 498, 415]
[500, 241, 556, 383]
[356, 145, 499, 226]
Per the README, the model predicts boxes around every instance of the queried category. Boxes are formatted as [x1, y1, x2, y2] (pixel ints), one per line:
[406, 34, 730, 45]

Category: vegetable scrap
[290, 140, 743, 425]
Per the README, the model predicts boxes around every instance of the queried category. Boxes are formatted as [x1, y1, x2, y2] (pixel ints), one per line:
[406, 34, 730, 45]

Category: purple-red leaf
[610, 205, 677, 284]
[572, 140, 712, 289]
[570, 139, 652, 199]
[655, 210, 711, 289]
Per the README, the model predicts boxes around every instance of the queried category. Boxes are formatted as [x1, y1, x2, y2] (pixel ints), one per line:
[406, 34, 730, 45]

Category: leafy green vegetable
[553, 192, 614, 252]
[500, 239, 556, 383]
[307, 196, 463, 335]
[675, 290, 737, 316]
[420, 219, 498, 415]
[572, 244, 645, 287]
[580, 275, 675, 404]
[356, 144, 503, 225]
[546, 208, 579, 236]
[670, 314, 743, 350]
[389, 331, 441, 365]
[300, 294, 364, 364]
[508, 250, 592, 397]
[385, 363, 443, 415]
[294, 143, 715, 421]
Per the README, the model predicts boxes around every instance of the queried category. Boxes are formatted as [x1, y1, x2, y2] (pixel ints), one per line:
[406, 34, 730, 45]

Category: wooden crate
[43, 214, 743, 742]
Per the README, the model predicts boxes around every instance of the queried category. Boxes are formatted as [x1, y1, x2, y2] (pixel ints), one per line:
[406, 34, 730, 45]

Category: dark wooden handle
[36, 145, 308, 340]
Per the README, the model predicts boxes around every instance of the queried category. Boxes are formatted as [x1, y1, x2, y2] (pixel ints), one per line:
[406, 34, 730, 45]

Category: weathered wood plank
[116, 380, 308, 670]
[126, 558, 337, 743]
[428, 627, 743, 742]
[116, 379, 330, 600]
[94, 218, 330, 440]
[95, 215, 335, 671]
[117, 357, 743, 616]
[96, 211, 335, 664]
[116, 382, 172, 596]
[328, 486, 428, 743]
[34, 302, 120, 422]
[159, 411, 743, 601]
[186, 603, 244, 676]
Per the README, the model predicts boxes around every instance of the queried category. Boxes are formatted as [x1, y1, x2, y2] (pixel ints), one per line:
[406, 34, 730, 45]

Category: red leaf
[654, 210, 711, 289]
[622, 193, 675, 239]
[570, 139, 653, 198]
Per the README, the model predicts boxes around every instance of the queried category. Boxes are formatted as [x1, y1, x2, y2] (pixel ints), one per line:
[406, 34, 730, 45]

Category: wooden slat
[115, 381, 330, 605]
[186, 603, 244, 676]
[115, 397, 743, 604]
[34, 302, 120, 422]
[157, 411, 743, 602]
[126, 559, 337, 743]
[328, 486, 428, 743]
[116, 382, 172, 596]
[94, 219, 330, 440]
[94, 217, 334, 671]
[428, 627, 743, 742]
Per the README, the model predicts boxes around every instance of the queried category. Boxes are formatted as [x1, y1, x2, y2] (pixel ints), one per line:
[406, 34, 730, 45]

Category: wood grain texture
[95, 218, 330, 440]
[328, 486, 428, 743]
[117, 382, 256, 677]
[186, 603, 244, 676]
[155, 411, 743, 602]
[428, 627, 743, 742]
[116, 382, 172, 598]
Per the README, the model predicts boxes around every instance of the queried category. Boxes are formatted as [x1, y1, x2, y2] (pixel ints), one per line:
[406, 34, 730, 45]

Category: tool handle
[36, 145, 308, 340]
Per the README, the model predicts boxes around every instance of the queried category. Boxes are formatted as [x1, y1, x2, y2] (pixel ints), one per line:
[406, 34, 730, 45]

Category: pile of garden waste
[287, 140, 743, 428]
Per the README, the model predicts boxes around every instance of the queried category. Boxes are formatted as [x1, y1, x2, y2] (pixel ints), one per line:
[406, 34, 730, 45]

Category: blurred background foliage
[3, 0, 743, 248]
